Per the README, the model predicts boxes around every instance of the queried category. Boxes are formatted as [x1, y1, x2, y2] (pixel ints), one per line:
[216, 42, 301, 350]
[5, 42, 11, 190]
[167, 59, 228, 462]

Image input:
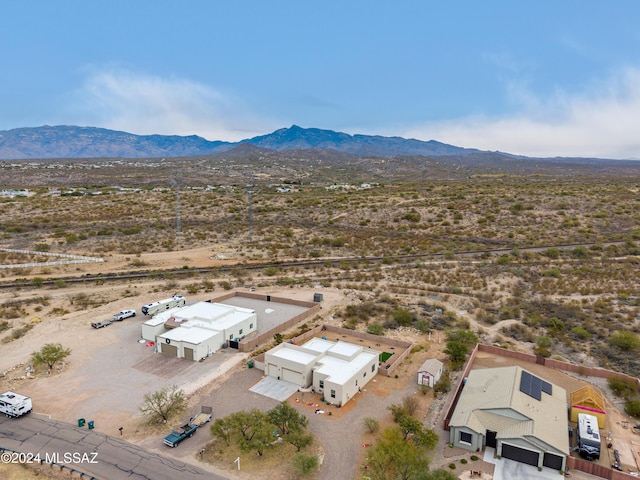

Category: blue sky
[2, 1, 640, 158]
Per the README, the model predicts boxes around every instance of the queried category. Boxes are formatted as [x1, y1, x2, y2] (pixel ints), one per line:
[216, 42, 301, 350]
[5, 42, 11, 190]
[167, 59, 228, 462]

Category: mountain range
[0, 124, 489, 160]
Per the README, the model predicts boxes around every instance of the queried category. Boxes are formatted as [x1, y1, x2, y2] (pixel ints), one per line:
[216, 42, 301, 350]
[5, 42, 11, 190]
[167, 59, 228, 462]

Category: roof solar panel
[519, 370, 532, 396]
[519, 370, 550, 401]
[531, 375, 542, 401]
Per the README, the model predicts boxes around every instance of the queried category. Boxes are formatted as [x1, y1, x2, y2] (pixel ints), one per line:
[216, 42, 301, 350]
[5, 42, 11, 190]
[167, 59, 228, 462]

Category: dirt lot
[1, 245, 639, 480]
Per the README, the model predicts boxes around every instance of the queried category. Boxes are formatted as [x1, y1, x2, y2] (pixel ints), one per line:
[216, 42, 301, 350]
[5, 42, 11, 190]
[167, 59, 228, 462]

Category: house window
[372, 364, 375, 372]
[250, 323, 253, 329]
[330, 389, 336, 399]
[239, 329, 243, 335]
[319, 380, 324, 389]
[459, 432, 473, 444]
[363, 372, 366, 378]
[356, 380, 358, 386]
[229, 334, 233, 340]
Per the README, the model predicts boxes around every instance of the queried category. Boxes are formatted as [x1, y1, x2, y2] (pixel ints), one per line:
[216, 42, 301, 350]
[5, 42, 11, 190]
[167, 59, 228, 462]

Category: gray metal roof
[449, 365, 569, 455]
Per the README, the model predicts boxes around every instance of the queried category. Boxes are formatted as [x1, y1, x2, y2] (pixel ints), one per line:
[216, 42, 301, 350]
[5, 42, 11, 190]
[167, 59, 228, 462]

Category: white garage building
[143, 301, 257, 361]
[264, 338, 379, 407]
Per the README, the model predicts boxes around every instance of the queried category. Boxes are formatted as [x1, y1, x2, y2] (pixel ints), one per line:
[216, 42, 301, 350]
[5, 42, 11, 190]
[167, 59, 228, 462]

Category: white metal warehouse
[264, 337, 379, 407]
[142, 301, 257, 361]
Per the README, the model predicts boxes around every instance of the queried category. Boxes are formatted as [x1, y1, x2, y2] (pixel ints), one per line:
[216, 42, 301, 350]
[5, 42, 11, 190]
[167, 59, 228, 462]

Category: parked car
[112, 309, 136, 321]
[91, 319, 113, 329]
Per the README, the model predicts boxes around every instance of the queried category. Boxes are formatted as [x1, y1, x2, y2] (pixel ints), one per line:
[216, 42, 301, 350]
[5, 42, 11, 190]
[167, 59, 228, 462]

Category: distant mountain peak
[0, 124, 478, 160]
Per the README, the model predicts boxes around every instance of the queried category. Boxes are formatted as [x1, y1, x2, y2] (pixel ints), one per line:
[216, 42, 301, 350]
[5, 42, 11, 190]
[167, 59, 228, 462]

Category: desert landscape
[1, 156, 640, 480]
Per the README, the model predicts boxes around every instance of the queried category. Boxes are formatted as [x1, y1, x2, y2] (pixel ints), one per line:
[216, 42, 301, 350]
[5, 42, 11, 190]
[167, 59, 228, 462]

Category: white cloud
[68, 68, 275, 141]
[403, 68, 640, 159]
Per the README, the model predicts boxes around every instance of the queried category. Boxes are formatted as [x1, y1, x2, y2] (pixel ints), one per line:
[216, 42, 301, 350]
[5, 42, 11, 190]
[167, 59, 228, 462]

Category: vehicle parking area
[0, 289, 334, 439]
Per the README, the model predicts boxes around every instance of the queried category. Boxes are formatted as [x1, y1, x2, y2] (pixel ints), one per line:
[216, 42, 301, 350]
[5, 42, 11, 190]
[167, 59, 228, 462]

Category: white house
[147, 302, 257, 361]
[417, 358, 444, 387]
[263, 338, 379, 407]
[141, 307, 184, 342]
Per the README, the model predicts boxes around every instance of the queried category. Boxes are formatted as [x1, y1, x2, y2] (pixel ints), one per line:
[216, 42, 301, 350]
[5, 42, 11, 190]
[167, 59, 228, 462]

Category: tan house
[448, 366, 569, 472]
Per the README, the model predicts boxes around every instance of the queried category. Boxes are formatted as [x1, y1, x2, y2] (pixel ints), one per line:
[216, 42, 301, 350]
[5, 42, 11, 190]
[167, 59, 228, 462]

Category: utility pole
[172, 166, 182, 247]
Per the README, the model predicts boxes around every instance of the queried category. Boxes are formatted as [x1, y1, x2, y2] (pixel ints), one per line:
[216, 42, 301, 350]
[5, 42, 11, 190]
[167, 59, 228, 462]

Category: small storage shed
[417, 358, 444, 387]
[570, 385, 606, 428]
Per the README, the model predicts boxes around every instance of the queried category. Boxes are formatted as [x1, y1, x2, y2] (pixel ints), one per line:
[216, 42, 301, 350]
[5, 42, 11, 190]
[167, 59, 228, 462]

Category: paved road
[0, 414, 225, 480]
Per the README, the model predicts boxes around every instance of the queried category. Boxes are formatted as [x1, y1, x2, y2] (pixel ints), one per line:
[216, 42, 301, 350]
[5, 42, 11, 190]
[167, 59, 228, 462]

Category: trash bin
[247, 361, 254, 369]
[78, 418, 85, 427]
[88, 420, 94, 430]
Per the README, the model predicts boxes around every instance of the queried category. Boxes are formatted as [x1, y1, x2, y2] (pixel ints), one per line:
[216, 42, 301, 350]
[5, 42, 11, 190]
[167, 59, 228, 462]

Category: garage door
[282, 368, 301, 385]
[501, 443, 539, 467]
[162, 343, 178, 357]
[184, 347, 194, 361]
[543, 452, 563, 470]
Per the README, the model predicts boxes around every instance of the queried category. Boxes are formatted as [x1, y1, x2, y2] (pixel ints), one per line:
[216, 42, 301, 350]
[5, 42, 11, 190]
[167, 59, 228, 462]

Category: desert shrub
[608, 377, 639, 400]
[625, 400, 640, 418]
[571, 326, 591, 340]
[434, 370, 451, 395]
[364, 417, 380, 434]
[609, 331, 640, 352]
[291, 454, 318, 477]
[367, 323, 384, 335]
[391, 309, 413, 326]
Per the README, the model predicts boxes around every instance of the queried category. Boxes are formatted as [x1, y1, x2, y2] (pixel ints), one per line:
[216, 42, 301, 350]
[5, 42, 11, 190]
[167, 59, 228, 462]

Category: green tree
[286, 430, 314, 452]
[30, 343, 71, 374]
[443, 341, 468, 364]
[268, 402, 308, 435]
[446, 330, 478, 346]
[235, 410, 274, 456]
[398, 415, 424, 440]
[139, 385, 187, 423]
[210, 417, 234, 446]
[367, 426, 431, 480]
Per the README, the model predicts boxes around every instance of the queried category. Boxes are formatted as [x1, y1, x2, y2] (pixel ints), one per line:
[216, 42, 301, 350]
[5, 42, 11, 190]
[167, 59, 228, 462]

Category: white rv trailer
[141, 294, 186, 316]
[577, 412, 601, 460]
[0, 391, 32, 417]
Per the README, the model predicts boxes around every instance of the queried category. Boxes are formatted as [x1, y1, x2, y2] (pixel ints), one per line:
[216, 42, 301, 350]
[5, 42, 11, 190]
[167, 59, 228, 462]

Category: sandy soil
[2, 246, 638, 479]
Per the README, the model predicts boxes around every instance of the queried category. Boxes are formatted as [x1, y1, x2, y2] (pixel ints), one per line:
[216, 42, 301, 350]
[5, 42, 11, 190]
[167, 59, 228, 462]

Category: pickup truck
[112, 309, 136, 321]
[163, 422, 197, 447]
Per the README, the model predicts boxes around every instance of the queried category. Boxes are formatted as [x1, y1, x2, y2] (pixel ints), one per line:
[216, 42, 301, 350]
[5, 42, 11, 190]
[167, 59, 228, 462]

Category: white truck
[141, 294, 186, 316]
[0, 391, 32, 417]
